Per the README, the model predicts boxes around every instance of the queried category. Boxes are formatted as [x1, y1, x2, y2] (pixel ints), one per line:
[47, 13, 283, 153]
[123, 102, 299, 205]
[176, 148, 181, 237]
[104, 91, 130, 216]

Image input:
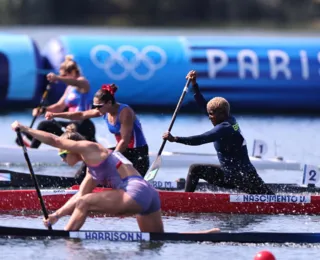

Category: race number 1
[252, 139, 268, 157]
[302, 164, 320, 186]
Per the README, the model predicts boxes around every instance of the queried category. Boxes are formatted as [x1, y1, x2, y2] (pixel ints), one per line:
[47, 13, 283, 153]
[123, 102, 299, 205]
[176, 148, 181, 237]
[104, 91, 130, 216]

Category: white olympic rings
[90, 45, 167, 80]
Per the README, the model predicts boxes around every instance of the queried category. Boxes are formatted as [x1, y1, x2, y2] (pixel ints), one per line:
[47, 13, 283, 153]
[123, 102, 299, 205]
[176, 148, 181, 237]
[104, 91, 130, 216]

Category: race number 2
[302, 164, 320, 186]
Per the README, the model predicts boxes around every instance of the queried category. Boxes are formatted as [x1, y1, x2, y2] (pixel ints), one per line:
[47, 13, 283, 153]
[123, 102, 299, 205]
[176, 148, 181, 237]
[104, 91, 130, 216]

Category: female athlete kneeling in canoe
[11, 121, 219, 234]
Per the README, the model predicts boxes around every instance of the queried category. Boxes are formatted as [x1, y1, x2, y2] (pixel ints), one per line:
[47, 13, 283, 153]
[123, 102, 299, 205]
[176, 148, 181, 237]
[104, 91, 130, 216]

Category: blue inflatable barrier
[41, 37, 68, 104]
[43, 35, 320, 111]
[187, 36, 320, 111]
[0, 34, 44, 109]
[43, 36, 189, 105]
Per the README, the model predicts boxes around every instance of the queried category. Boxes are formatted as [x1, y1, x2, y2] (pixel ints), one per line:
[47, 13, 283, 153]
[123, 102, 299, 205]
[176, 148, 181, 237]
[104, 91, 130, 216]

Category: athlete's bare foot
[196, 227, 220, 234]
[181, 227, 221, 234]
[203, 227, 220, 233]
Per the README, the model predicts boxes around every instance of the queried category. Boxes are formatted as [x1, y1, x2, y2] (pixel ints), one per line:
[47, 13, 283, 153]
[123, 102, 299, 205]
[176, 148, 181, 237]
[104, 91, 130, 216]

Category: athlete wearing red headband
[46, 84, 150, 178]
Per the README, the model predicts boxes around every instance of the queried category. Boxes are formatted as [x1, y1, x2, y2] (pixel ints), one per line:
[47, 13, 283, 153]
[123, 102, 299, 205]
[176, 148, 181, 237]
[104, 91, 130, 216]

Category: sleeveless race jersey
[103, 104, 147, 148]
[87, 151, 132, 187]
[64, 86, 91, 112]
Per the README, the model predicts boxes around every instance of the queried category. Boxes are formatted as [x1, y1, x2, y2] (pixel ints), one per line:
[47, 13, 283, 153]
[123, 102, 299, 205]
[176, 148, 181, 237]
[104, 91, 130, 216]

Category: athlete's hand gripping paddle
[16, 128, 52, 230]
[144, 78, 191, 182]
[15, 85, 51, 146]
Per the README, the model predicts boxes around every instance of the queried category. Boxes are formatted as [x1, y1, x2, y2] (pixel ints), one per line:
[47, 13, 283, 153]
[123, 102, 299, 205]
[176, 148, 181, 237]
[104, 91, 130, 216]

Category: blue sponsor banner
[51, 36, 190, 105]
[43, 35, 320, 109]
[186, 36, 320, 108]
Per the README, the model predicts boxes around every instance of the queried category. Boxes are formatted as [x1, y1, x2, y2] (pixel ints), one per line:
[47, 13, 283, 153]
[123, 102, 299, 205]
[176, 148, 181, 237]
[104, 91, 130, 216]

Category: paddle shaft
[157, 78, 191, 156]
[30, 85, 51, 128]
[16, 130, 52, 230]
[15, 85, 51, 146]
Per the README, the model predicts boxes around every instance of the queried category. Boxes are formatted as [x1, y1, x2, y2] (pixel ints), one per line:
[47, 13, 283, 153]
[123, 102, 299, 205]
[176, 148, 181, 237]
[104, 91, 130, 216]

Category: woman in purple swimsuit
[11, 120, 162, 232]
[11, 121, 220, 234]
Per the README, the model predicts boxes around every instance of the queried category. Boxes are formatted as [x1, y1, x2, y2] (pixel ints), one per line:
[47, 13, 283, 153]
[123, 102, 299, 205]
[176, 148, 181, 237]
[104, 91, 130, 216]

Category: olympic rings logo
[90, 45, 167, 80]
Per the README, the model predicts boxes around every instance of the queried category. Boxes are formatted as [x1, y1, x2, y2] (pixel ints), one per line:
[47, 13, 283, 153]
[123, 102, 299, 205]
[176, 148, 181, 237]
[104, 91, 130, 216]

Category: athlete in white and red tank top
[46, 83, 150, 176]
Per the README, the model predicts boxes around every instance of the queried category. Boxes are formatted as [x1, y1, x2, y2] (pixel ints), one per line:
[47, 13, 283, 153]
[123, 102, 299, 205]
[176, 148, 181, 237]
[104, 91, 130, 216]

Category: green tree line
[0, 0, 318, 28]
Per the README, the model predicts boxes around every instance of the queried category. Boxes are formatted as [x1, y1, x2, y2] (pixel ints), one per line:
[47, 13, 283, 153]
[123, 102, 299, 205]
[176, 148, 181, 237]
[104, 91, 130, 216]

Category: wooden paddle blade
[144, 156, 162, 182]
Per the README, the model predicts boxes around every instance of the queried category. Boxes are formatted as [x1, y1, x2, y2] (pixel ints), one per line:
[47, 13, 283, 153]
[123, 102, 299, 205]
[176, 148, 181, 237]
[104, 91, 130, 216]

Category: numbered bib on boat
[112, 151, 133, 165]
[302, 164, 320, 186]
[252, 139, 268, 157]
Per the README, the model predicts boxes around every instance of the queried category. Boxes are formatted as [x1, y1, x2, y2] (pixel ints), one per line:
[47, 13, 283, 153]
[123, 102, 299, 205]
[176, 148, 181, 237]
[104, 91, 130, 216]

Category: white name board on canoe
[40, 189, 78, 196]
[230, 194, 311, 203]
[70, 231, 150, 241]
[0, 173, 10, 181]
[151, 181, 177, 189]
[252, 139, 268, 157]
[302, 164, 320, 186]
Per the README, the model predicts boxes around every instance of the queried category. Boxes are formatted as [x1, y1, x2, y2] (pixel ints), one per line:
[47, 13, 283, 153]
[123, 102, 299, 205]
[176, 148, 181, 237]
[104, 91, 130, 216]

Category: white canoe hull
[0, 145, 301, 171]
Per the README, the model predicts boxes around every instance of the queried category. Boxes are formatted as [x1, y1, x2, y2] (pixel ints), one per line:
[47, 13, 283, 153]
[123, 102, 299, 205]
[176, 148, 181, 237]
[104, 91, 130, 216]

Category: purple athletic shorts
[120, 176, 161, 215]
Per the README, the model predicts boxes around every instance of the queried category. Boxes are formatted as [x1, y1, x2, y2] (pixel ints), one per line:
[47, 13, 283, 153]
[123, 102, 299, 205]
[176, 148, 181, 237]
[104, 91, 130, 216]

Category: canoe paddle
[144, 78, 191, 182]
[16, 129, 52, 230]
[15, 84, 51, 145]
[30, 84, 51, 128]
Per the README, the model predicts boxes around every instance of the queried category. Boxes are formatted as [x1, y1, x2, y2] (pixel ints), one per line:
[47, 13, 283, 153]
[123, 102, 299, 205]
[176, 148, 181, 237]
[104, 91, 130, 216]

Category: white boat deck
[0, 145, 301, 171]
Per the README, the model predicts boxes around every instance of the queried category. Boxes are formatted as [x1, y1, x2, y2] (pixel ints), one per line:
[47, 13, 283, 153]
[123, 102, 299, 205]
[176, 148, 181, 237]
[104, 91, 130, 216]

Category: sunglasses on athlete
[92, 103, 104, 109]
[58, 150, 70, 159]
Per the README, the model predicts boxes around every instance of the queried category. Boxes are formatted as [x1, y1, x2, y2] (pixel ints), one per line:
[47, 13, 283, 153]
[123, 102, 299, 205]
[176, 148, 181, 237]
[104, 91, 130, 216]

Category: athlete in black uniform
[163, 70, 274, 195]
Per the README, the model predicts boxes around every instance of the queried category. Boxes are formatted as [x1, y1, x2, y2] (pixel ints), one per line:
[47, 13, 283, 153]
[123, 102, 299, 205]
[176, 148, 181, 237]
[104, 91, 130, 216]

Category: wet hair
[60, 123, 85, 141]
[59, 55, 80, 76]
[207, 97, 230, 117]
[94, 83, 118, 104]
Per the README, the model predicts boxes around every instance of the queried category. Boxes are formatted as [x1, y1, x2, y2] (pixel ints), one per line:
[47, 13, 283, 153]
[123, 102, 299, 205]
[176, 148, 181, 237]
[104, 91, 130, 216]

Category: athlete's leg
[136, 210, 164, 232]
[30, 120, 65, 148]
[76, 119, 97, 142]
[241, 169, 275, 195]
[64, 189, 142, 231]
[185, 164, 225, 192]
